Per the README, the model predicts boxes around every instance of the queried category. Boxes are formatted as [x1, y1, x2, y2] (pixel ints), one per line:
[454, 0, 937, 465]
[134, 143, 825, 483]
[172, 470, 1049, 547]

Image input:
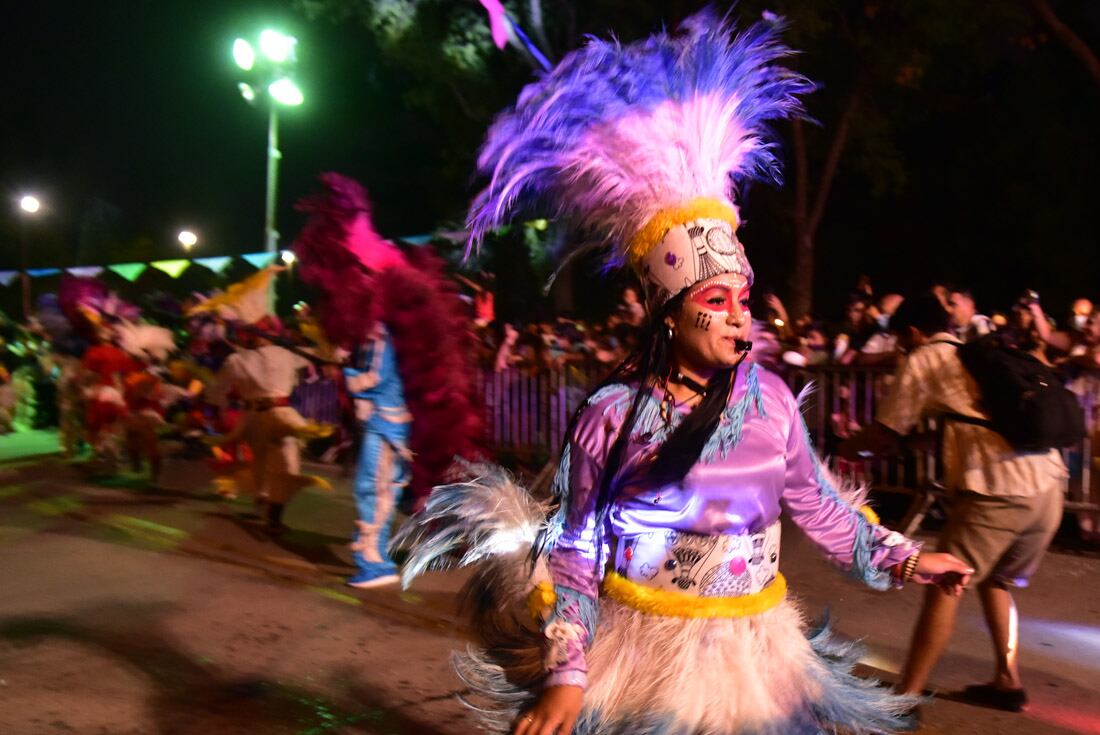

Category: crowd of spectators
[469, 277, 1100, 383]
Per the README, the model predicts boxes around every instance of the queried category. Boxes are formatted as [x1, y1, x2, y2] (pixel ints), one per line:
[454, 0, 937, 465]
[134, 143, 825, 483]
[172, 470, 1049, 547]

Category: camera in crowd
[1018, 289, 1040, 308]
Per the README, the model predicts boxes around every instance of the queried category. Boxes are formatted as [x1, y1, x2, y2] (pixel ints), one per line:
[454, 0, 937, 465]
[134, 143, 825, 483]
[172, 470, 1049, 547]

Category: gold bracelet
[902, 551, 921, 582]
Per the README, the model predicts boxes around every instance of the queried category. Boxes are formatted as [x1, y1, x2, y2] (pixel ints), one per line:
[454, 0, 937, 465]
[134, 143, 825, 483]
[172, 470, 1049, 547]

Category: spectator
[762, 293, 795, 341]
[841, 292, 1067, 712]
[493, 323, 520, 373]
[947, 287, 994, 342]
[857, 294, 905, 365]
[1068, 298, 1093, 335]
[617, 286, 646, 327]
[835, 295, 876, 364]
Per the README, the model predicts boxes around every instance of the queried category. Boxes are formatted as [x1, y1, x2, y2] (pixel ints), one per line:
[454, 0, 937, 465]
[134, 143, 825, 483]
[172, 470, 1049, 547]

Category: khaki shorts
[939, 485, 1064, 587]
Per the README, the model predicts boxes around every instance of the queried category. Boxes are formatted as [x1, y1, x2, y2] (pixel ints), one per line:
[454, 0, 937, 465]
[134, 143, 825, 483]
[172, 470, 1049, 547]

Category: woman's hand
[514, 685, 583, 735]
[911, 552, 974, 596]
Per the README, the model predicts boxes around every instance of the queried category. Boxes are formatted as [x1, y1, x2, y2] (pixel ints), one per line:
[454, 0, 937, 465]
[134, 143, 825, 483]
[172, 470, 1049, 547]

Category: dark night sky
[1, 1, 414, 267]
[2, 2, 1099, 320]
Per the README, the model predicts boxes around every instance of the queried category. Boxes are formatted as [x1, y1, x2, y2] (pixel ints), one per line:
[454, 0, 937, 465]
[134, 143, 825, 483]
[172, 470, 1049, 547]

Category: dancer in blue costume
[293, 174, 485, 588]
[343, 324, 412, 586]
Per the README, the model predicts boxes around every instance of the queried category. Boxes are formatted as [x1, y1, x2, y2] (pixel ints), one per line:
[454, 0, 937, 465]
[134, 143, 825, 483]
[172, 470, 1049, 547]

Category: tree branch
[1026, 0, 1100, 90]
[807, 85, 862, 236]
[528, 0, 554, 63]
[791, 118, 809, 230]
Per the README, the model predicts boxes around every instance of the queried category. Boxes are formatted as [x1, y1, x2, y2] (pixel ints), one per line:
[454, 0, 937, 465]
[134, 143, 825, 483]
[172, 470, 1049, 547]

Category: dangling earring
[666, 325, 675, 342]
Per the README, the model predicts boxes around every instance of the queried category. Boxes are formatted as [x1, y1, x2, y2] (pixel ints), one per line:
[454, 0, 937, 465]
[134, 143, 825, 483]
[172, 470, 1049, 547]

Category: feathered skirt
[394, 468, 917, 735]
[456, 588, 915, 735]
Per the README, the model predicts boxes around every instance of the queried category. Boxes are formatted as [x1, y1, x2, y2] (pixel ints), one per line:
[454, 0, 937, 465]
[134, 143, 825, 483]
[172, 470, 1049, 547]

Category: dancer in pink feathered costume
[293, 172, 485, 587]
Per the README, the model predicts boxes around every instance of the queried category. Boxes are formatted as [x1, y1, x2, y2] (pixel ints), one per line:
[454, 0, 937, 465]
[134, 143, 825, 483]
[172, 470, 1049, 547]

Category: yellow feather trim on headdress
[603, 571, 786, 619]
[628, 198, 739, 266]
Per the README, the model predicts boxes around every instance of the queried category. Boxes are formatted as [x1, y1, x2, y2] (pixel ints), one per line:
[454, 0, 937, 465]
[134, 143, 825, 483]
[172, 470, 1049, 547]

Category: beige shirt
[214, 345, 310, 403]
[876, 333, 1067, 497]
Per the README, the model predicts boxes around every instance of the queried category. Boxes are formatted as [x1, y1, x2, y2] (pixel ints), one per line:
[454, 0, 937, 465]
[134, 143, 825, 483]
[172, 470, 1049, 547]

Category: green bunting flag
[150, 259, 191, 278]
[108, 263, 148, 282]
[242, 252, 278, 269]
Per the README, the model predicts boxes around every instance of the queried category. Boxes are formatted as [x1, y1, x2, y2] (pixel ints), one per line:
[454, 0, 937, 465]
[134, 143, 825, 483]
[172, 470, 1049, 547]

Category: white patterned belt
[613, 522, 781, 598]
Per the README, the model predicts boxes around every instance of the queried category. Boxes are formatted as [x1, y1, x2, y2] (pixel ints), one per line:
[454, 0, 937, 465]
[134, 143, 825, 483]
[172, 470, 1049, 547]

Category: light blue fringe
[797, 415, 894, 592]
[548, 584, 599, 645]
[700, 362, 766, 464]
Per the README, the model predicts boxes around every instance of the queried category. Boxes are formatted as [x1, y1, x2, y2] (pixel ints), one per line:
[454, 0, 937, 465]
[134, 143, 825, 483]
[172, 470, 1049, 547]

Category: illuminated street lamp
[15, 194, 42, 320]
[19, 195, 40, 214]
[178, 230, 198, 251]
[231, 29, 304, 260]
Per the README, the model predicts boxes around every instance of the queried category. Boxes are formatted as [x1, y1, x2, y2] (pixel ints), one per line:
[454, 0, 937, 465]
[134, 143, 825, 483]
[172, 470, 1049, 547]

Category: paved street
[1, 437, 1098, 735]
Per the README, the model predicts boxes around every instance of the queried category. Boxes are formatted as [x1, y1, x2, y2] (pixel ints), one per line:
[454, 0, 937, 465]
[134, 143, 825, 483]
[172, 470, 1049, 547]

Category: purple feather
[466, 8, 814, 263]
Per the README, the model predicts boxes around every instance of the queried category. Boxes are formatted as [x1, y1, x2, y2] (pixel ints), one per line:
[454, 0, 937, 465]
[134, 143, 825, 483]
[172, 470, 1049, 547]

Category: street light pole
[19, 218, 30, 321]
[264, 104, 280, 255]
[16, 194, 41, 322]
[233, 30, 303, 311]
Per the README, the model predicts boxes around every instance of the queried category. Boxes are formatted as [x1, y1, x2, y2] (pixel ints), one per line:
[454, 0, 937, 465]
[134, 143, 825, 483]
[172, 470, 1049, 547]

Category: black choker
[670, 371, 709, 396]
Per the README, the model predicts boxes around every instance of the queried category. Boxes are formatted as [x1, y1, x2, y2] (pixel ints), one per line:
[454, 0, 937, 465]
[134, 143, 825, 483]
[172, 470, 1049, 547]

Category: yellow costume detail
[527, 581, 557, 621]
[859, 505, 881, 526]
[603, 571, 786, 619]
[628, 198, 739, 265]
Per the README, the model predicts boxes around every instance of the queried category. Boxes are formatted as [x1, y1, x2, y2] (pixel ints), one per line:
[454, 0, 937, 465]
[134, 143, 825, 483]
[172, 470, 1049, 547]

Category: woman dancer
[397, 10, 972, 734]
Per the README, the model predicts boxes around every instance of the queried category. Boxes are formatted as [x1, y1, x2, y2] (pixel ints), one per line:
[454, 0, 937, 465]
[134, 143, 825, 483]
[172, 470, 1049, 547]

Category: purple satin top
[544, 363, 920, 689]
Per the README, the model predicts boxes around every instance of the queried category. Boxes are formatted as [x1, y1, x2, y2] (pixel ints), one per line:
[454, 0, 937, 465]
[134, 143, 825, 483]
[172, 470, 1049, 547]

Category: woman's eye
[707, 296, 726, 306]
[740, 298, 751, 309]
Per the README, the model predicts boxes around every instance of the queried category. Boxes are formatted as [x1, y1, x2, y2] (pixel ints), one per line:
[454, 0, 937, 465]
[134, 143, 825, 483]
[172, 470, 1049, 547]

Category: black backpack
[945, 334, 1085, 452]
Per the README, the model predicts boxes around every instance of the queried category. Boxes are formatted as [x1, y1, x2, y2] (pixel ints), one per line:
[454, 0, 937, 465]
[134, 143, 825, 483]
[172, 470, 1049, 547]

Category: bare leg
[977, 580, 1022, 689]
[899, 585, 963, 694]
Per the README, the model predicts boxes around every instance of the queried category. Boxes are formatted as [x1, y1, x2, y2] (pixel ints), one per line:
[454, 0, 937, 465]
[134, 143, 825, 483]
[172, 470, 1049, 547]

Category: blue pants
[349, 431, 409, 582]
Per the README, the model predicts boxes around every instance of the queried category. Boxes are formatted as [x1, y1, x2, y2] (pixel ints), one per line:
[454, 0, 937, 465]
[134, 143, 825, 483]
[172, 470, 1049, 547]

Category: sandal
[958, 683, 1028, 712]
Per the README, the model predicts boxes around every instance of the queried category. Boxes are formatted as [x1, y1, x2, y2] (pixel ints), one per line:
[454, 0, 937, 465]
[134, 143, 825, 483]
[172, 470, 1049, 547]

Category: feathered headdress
[58, 275, 142, 341]
[292, 173, 486, 508]
[467, 9, 813, 307]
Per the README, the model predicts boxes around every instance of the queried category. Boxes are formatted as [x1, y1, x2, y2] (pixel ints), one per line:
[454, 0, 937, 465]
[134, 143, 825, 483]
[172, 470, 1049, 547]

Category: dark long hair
[535, 294, 740, 560]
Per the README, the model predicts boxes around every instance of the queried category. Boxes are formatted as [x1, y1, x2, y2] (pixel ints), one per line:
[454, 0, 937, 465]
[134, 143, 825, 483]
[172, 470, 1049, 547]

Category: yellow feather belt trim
[628, 198, 739, 265]
[603, 571, 787, 619]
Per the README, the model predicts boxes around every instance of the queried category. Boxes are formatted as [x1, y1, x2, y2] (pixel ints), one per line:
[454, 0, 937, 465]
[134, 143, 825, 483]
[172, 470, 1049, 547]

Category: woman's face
[666, 274, 751, 373]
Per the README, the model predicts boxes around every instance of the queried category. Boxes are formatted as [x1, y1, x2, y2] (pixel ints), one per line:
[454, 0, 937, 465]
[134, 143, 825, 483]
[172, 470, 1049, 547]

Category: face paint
[687, 277, 750, 319]
[694, 311, 712, 331]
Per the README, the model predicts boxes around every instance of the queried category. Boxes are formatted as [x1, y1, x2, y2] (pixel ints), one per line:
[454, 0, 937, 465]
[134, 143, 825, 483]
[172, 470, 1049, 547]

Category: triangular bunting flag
[108, 263, 148, 282]
[0, 271, 20, 287]
[67, 266, 105, 278]
[242, 252, 278, 269]
[193, 256, 233, 274]
[150, 259, 191, 278]
[26, 268, 61, 278]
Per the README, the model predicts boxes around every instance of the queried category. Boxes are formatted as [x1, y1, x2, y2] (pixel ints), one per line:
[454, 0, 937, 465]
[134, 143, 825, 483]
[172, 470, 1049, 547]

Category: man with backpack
[841, 291, 1075, 713]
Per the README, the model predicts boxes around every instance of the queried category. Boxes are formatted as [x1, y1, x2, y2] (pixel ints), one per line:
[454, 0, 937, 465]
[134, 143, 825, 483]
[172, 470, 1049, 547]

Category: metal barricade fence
[478, 365, 1100, 525]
